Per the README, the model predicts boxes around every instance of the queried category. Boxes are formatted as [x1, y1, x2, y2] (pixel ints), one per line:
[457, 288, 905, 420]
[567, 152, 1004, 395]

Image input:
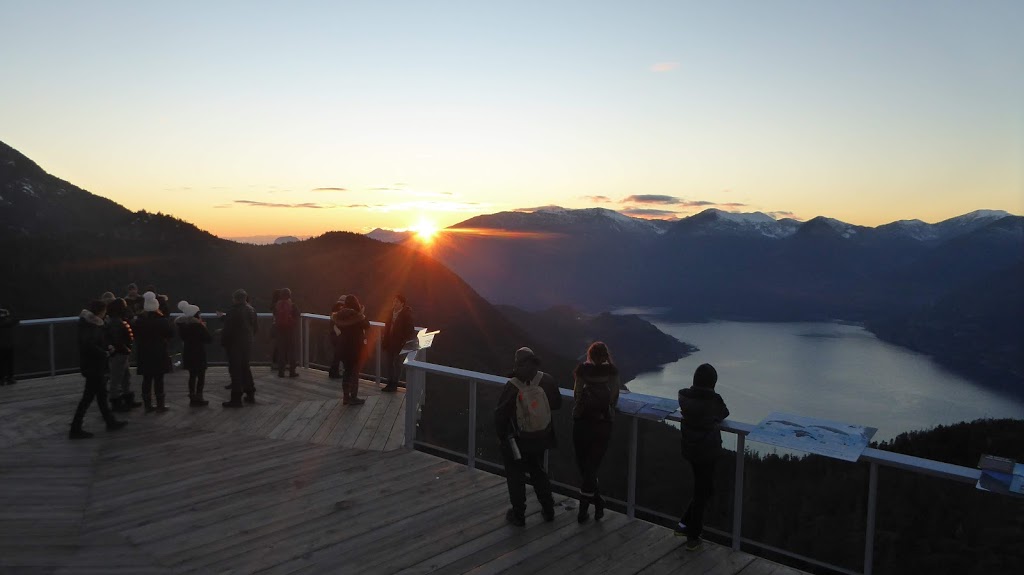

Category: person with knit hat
[493, 346, 563, 526]
[674, 363, 730, 551]
[133, 291, 174, 413]
[175, 300, 212, 406]
[221, 288, 258, 407]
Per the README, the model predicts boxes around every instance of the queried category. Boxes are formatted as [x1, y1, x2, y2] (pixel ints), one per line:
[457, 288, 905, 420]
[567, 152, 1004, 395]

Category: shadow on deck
[0, 368, 808, 574]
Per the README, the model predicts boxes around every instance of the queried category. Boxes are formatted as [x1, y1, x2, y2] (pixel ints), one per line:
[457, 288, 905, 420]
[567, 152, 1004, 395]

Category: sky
[1, 0, 1022, 239]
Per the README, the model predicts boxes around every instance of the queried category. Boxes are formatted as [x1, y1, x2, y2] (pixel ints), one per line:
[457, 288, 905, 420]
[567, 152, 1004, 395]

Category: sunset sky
[1, 1, 1021, 239]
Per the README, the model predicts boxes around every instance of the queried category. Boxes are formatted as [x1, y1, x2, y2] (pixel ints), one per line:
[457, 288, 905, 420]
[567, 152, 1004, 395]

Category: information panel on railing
[746, 412, 877, 462]
[615, 393, 680, 421]
[400, 329, 440, 355]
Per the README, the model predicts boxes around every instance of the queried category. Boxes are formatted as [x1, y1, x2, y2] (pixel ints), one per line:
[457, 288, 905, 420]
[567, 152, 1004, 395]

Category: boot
[222, 397, 244, 408]
[577, 500, 591, 524]
[69, 427, 94, 439]
[191, 380, 208, 406]
[277, 370, 285, 378]
[155, 395, 169, 413]
[110, 396, 130, 413]
[143, 396, 155, 414]
[125, 392, 143, 408]
[594, 497, 605, 521]
[106, 420, 127, 431]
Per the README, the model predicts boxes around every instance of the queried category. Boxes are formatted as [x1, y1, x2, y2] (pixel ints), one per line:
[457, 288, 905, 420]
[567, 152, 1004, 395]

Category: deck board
[0, 368, 808, 575]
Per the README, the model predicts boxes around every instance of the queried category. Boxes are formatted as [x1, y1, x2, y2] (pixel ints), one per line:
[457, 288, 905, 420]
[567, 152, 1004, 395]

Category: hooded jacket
[78, 309, 109, 378]
[572, 363, 620, 421]
[678, 386, 730, 456]
[332, 307, 369, 357]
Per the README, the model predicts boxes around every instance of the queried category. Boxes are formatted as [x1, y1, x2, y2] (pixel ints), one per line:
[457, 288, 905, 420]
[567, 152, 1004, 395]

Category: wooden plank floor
[0, 369, 808, 575]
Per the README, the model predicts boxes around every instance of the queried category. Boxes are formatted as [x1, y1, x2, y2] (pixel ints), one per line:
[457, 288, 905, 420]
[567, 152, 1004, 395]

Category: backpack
[510, 372, 551, 434]
[274, 299, 295, 329]
[579, 379, 613, 419]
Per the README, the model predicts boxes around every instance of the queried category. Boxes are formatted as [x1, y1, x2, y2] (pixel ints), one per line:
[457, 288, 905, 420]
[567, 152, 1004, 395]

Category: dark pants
[276, 327, 296, 374]
[681, 450, 718, 539]
[188, 369, 206, 399]
[329, 340, 343, 378]
[227, 349, 254, 400]
[573, 418, 612, 505]
[501, 441, 554, 516]
[141, 373, 165, 405]
[341, 352, 361, 398]
[71, 374, 117, 429]
[384, 349, 404, 386]
[0, 347, 13, 381]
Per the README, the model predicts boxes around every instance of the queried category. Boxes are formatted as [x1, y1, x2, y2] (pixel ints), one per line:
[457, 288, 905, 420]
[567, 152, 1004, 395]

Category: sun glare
[411, 220, 439, 243]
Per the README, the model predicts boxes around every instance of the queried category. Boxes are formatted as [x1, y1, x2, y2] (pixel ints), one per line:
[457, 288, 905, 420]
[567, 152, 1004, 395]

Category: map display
[747, 412, 877, 462]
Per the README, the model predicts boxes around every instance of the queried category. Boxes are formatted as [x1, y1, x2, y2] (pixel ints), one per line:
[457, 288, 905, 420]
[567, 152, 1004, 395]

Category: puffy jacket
[678, 386, 730, 455]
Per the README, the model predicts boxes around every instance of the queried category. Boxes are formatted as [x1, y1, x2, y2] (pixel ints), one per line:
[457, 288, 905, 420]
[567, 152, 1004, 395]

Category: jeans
[681, 450, 718, 539]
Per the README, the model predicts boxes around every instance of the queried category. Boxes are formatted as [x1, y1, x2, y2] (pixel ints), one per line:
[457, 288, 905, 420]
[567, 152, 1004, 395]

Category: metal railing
[11, 315, 992, 575]
[399, 356, 987, 575]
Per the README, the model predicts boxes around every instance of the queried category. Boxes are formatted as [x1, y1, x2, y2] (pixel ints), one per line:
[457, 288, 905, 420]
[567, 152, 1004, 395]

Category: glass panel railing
[415, 373, 470, 459]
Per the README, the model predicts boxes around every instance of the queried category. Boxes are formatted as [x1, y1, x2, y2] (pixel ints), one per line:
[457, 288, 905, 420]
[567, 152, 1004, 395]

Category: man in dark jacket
[381, 294, 415, 393]
[221, 289, 258, 407]
[494, 347, 563, 526]
[69, 300, 126, 439]
[0, 305, 19, 385]
[675, 363, 730, 550]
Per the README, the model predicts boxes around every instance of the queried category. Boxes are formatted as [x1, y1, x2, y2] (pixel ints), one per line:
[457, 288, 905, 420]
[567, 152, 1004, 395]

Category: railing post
[467, 379, 477, 469]
[732, 434, 746, 550]
[864, 461, 878, 575]
[375, 333, 382, 385]
[48, 323, 56, 376]
[627, 416, 638, 520]
[302, 315, 310, 368]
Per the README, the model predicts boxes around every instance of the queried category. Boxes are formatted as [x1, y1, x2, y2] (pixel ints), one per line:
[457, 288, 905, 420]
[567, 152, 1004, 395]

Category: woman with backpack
[572, 341, 620, 523]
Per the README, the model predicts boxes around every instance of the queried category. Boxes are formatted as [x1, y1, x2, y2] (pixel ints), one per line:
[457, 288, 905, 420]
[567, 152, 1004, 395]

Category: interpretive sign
[746, 412, 877, 462]
[976, 455, 1024, 497]
[400, 329, 440, 354]
[615, 393, 680, 422]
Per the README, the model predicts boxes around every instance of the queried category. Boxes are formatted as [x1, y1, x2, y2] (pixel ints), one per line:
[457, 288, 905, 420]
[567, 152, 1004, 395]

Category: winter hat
[100, 291, 116, 304]
[143, 291, 159, 312]
[514, 346, 540, 367]
[693, 363, 718, 389]
[178, 300, 200, 318]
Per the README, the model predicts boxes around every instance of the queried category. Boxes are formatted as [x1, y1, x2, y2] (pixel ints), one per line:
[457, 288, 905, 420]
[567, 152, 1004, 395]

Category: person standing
[675, 363, 730, 551]
[105, 298, 139, 411]
[69, 300, 126, 439]
[134, 291, 174, 413]
[123, 283, 144, 319]
[176, 300, 212, 406]
[328, 299, 345, 379]
[494, 347, 563, 526]
[381, 294, 415, 393]
[0, 305, 19, 385]
[221, 289, 258, 407]
[572, 341, 620, 523]
[273, 288, 299, 378]
[334, 295, 370, 405]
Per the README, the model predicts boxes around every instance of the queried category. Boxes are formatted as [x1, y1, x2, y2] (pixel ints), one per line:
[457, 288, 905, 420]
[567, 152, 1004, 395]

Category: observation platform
[0, 367, 808, 574]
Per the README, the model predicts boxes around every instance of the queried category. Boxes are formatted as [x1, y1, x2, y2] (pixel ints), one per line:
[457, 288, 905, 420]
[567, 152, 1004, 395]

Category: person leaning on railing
[494, 346, 563, 527]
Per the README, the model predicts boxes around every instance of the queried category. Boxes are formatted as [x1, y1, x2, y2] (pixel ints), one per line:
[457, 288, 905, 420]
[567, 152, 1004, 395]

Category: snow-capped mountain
[873, 210, 1010, 243]
[668, 208, 802, 238]
[451, 206, 667, 236]
[366, 228, 413, 243]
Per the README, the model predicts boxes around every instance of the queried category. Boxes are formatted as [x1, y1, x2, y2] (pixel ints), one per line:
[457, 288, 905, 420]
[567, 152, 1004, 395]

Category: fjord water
[628, 321, 1024, 441]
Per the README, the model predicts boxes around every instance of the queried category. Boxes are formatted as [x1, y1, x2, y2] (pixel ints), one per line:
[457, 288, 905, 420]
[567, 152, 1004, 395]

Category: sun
[411, 219, 439, 243]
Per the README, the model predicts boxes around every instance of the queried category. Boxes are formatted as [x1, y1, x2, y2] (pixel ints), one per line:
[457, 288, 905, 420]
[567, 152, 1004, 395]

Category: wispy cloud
[581, 195, 612, 203]
[366, 200, 486, 213]
[312, 187, 348, 192]
[622, 194, 681, 204]
[768, 210, 797, 219]
[650, 62, 679, 73]
[233, 200, 331, 209]
[513, 205, 564, 213]
[619, 208, 679, 218]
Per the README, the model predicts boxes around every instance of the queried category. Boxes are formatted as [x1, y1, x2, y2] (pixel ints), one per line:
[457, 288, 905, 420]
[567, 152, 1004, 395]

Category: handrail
[400, 353, 989, 575]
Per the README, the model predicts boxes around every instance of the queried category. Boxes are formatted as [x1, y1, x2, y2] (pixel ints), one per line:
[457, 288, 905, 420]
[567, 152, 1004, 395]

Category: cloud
[651, 62, 679, 72]
[312, 187, 348, 192]
[619, 208, 679, 218]
[366, 200, 486, 213]
[345, 204, 370, 208]
[233, 200, 330, 209]
[513, 205, 565, 213]
[622, 195, 682, 204]
[768, 210, 797, 219]
[718, 202, 748, 208]
[581, 195, 612, 203]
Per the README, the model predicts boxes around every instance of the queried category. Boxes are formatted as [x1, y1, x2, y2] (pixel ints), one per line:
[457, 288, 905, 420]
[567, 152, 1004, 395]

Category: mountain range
[0, 140, 686, 384]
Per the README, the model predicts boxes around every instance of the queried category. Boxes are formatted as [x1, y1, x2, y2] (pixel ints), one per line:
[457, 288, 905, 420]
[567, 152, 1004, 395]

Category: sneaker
[347, 397, 365, 406]
[673, 522, 688, 537]
[190, 399, 210, 407]
[594, 500, 604, 521]
[381, 384, 398, 393]
[505, 509, 526, 527]
[541, 506, 555, 522]
[106, 421, 127, 431]
[69, 428, 94, 440]
[288, 372, 299, 378]
[222, 400, 244, 408]
[684, 537, 703, 552]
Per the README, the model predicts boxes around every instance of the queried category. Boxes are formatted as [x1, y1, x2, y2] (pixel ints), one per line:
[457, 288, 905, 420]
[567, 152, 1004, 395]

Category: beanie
[693, 363, 718, 389]
[143, 291, 159, 312]
[178, 300, 200, 318]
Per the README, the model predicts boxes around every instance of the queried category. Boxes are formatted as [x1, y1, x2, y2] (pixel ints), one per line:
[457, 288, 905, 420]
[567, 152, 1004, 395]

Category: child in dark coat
[176, 301, 212, 406]
[676, 363, 730, 550]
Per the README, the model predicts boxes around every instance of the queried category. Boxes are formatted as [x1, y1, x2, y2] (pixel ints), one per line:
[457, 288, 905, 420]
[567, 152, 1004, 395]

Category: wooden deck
[0, 368, 808, 574]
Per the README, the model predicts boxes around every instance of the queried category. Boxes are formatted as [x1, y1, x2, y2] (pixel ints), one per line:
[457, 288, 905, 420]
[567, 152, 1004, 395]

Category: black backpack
[580, 379, 612, 419]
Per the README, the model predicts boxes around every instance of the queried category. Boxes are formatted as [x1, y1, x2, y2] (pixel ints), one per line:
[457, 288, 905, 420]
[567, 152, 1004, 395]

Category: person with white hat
[175, 300, 212, 406]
